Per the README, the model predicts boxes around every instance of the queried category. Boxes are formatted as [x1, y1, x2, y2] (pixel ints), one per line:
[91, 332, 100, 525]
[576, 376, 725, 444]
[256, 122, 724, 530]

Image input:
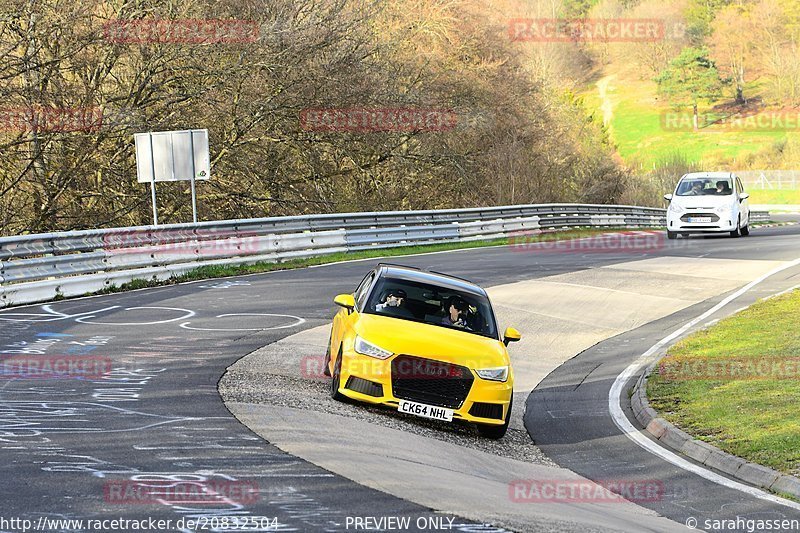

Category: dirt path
[596, 74, 616, 131]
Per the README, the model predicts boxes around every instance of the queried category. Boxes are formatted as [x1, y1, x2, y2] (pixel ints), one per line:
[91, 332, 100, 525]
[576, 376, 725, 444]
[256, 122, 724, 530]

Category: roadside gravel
[220, 363, 554, 466]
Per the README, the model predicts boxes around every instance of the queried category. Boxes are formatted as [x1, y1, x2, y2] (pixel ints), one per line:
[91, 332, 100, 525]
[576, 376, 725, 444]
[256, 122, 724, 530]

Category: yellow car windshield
[364, 277, 498, 339]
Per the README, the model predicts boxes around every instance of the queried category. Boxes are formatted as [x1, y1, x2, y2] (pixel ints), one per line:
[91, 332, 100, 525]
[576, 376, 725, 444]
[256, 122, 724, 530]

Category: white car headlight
[715, 205, 733, 214]
[475, 366, 509, 382]
[668, 203, 684, 213]
[354, 336, 393, 360]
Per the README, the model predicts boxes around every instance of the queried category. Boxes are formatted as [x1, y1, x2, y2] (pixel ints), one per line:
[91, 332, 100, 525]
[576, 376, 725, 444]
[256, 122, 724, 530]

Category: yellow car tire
[323, 330, 332, 377]
[329, 348, 346, 402]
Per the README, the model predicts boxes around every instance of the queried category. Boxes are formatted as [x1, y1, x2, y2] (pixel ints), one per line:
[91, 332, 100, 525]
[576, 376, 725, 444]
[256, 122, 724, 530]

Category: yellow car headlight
[354, 336, 393, 360]
[475, 366, 509, 382]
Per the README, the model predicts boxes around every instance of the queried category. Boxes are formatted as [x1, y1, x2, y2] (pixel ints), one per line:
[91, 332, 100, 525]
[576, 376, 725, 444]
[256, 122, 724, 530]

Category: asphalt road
[525, 267, 800, 532]
[0, 283, 500, 531]
[1, 220, 799, 532]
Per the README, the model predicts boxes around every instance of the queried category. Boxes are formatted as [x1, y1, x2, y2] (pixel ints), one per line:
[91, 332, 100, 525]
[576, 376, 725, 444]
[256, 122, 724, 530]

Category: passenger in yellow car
[441, 297, 469, 329]
[375, 288, 414, 319]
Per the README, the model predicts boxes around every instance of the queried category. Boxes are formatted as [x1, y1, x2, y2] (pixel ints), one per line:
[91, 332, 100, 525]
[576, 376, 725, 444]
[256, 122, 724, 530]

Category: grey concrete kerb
[631, 360, 800, 500]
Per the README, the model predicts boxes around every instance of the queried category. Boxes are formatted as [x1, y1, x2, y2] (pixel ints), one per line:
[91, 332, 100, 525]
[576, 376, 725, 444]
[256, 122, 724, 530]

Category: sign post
[189, 132, 198, 223]
[134, 129, 210, 225]
[148, 133, 158, 225]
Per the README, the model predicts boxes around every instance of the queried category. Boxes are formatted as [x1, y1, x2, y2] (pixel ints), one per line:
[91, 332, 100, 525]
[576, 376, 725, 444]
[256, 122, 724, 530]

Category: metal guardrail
[0, 203, 768, 308]
[749, 211, 772, 223]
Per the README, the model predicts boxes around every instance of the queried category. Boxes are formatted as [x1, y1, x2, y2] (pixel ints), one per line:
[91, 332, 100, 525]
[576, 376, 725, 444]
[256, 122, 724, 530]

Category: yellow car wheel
[323, 330, 332, 377]
[329, 348, 346, 402]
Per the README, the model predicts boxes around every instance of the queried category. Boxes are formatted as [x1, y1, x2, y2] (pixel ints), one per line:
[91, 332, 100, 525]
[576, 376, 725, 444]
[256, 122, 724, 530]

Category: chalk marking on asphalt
[75, 306, 196, 325]
[0, 400, 204, 434]
[609, 257, 800, 511]
[0, 305, 197, 326]
[0, 305, 120, 322]
[178, 314, 305, 332]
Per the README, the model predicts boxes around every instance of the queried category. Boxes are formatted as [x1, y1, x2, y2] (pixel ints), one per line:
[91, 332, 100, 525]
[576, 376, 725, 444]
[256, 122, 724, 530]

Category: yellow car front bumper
[336, 351, 513, 426]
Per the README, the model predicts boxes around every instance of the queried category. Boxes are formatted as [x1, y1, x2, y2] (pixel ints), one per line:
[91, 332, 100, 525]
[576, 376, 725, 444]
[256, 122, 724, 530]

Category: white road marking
[608, 257, 800, 511]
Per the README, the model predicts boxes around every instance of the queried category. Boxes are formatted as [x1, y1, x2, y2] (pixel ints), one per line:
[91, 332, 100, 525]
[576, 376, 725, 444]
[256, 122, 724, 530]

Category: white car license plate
[398, 400, 453, 422]
[688, 217, 712, 223]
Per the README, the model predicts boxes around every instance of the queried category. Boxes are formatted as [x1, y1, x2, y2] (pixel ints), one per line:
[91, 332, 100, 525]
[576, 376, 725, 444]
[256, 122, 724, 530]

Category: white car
[664, 172, 750, 239]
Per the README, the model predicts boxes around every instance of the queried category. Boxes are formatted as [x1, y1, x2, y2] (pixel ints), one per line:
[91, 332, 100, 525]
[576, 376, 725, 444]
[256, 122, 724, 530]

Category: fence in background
[738, 171, 800, 190]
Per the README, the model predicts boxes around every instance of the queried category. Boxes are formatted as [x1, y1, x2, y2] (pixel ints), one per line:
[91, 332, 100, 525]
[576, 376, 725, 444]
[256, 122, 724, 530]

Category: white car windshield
[676, 177, 734, 196]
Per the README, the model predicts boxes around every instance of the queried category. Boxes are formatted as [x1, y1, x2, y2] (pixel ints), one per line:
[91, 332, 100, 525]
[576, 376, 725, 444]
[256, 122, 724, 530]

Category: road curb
[631, 361, 800, 500]
[754, 221, 798, 228]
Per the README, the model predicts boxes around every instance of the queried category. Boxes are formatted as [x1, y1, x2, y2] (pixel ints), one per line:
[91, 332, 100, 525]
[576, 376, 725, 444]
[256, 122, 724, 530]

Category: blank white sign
[135, 129, 210, 183]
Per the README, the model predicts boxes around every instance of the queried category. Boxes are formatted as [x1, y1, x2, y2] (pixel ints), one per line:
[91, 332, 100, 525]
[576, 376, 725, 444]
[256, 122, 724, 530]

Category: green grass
[585, 77, 797, 167]
[747, 189, 800, 206]
[648, 289, 800, 477]
[93, 227, 625, 297]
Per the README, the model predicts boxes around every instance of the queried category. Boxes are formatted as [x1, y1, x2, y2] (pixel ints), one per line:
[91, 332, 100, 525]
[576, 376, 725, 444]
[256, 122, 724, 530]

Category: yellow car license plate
[398, 400, 453, 422]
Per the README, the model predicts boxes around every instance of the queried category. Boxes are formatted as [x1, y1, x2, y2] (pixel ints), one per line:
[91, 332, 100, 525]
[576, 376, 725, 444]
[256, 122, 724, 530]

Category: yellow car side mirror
[334, 294, 356, 311]
[503, 327, 522, 346]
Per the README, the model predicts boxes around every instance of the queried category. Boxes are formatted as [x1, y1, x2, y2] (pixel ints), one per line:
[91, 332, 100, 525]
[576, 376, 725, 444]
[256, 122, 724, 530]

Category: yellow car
[325, 263, 521, 438]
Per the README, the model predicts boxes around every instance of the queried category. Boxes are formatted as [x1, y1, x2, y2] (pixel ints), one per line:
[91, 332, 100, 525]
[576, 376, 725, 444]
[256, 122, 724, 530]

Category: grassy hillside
[585, 75, 794, 168]
[584, 71, 800, 205]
